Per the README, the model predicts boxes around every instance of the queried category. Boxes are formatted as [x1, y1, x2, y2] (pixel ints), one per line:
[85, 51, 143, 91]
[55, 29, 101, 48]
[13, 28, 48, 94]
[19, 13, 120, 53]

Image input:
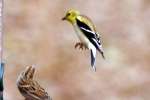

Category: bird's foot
[75, 42, 87, 50]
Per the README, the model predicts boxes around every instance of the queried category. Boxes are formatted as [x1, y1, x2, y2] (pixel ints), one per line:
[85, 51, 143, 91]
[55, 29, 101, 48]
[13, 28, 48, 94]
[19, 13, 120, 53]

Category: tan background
[3, 0, 150, 100]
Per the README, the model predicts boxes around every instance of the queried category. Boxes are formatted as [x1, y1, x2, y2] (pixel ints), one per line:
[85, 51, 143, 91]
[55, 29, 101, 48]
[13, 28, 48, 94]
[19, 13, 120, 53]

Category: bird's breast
[73, 24, 89, 44]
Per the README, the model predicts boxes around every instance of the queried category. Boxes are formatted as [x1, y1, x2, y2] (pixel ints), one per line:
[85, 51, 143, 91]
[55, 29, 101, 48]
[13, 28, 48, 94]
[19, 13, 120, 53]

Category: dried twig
[17, 66, 52, 100]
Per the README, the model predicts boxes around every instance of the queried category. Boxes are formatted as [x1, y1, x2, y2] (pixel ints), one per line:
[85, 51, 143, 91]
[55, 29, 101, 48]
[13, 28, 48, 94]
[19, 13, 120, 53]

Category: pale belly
[73, 24, 92, 49]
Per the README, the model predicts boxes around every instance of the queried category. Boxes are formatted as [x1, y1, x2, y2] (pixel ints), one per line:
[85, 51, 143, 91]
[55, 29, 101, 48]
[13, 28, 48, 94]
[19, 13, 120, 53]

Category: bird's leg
[75, 42, 82, 48]
[75, 42, 87, 50]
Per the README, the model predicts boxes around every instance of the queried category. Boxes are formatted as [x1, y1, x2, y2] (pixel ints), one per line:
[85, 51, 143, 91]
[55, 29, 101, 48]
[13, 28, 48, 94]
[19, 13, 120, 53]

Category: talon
[79, 44, 83, 50]
[75, 42, 87, 50]
[75, 42, 81, 49]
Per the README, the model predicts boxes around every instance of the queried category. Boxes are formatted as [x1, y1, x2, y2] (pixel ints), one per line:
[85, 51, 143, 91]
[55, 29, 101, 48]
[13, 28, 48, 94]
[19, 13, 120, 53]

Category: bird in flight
[62, 9, 105, 71]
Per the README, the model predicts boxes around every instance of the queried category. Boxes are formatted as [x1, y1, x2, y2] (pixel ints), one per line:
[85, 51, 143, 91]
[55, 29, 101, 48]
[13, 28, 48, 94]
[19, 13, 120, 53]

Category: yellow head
[62, 9, 80, 24]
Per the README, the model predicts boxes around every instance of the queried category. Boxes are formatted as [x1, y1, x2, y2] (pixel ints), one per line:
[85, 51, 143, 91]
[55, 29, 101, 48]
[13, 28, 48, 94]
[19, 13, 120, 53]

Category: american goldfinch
[62, 9, 105, 71]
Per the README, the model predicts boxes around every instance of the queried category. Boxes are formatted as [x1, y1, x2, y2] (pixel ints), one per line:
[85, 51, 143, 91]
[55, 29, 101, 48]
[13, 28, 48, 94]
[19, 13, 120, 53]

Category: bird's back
[76, 15, 97, 33]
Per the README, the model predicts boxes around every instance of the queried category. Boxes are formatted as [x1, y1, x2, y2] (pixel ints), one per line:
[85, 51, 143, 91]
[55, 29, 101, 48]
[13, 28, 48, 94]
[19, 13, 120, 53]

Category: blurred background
[3, 0, 150, 100]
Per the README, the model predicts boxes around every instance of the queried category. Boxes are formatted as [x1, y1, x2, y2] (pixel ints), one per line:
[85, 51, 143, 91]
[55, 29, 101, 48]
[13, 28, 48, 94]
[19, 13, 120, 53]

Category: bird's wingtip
[101, 52, 105, 60]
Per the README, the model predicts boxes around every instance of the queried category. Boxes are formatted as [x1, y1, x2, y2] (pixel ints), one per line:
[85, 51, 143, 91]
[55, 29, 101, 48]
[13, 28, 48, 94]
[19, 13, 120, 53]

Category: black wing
[76, 18, 101, 49]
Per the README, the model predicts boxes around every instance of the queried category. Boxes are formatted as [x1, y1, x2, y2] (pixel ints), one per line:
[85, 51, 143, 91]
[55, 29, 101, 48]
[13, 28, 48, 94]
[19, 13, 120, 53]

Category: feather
[90, 47, 97, 71]
[76, 20, 105, 59]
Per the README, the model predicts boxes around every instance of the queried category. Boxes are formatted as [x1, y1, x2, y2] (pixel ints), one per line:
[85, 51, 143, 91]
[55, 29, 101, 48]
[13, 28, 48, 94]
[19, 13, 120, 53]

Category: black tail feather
[90, 50, 96, 71]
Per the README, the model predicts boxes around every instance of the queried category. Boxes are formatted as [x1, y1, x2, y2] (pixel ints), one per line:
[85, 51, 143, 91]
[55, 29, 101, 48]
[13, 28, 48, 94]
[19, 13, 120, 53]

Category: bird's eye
[67, 13, 71, 16]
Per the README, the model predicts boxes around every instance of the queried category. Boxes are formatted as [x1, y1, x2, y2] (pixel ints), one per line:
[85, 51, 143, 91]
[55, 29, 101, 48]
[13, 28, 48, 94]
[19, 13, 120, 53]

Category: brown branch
[17, 66, 52, 100]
